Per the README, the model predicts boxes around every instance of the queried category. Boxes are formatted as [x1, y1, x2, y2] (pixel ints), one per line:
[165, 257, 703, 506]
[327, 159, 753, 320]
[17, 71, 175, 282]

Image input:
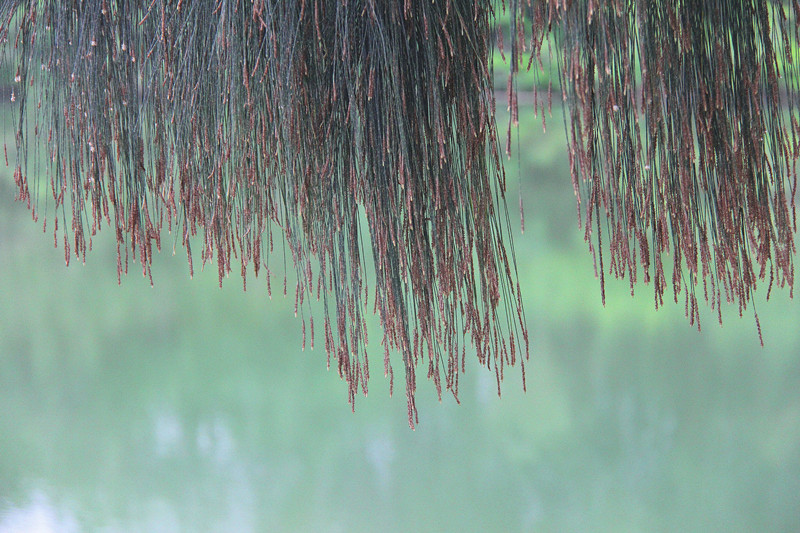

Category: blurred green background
[1, 100, 799, 533]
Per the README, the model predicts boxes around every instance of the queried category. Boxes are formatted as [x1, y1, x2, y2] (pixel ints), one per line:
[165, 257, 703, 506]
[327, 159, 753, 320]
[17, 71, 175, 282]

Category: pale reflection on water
[0, 492, 79, 533]
[152, 411, 184, 458]
[365, 431, 396, 491]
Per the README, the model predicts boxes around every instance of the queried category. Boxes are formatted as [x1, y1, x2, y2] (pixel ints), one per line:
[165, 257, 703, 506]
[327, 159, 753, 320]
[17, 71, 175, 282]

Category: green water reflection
[1, 118, 799, 532]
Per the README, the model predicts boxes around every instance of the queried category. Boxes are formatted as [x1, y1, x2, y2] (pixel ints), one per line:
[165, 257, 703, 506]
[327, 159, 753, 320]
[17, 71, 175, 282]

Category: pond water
[1, 120, 798, 532]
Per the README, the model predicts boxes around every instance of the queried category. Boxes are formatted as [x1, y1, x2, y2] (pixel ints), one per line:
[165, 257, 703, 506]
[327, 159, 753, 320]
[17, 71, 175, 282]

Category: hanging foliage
[522, 0, 798, 338]
[1, 0, 798, 425]
[0, 0, 529, 428]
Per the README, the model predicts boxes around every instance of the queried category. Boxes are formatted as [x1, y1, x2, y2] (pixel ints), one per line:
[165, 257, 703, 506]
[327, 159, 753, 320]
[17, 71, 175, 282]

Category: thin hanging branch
[0, 0, 529, 428]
